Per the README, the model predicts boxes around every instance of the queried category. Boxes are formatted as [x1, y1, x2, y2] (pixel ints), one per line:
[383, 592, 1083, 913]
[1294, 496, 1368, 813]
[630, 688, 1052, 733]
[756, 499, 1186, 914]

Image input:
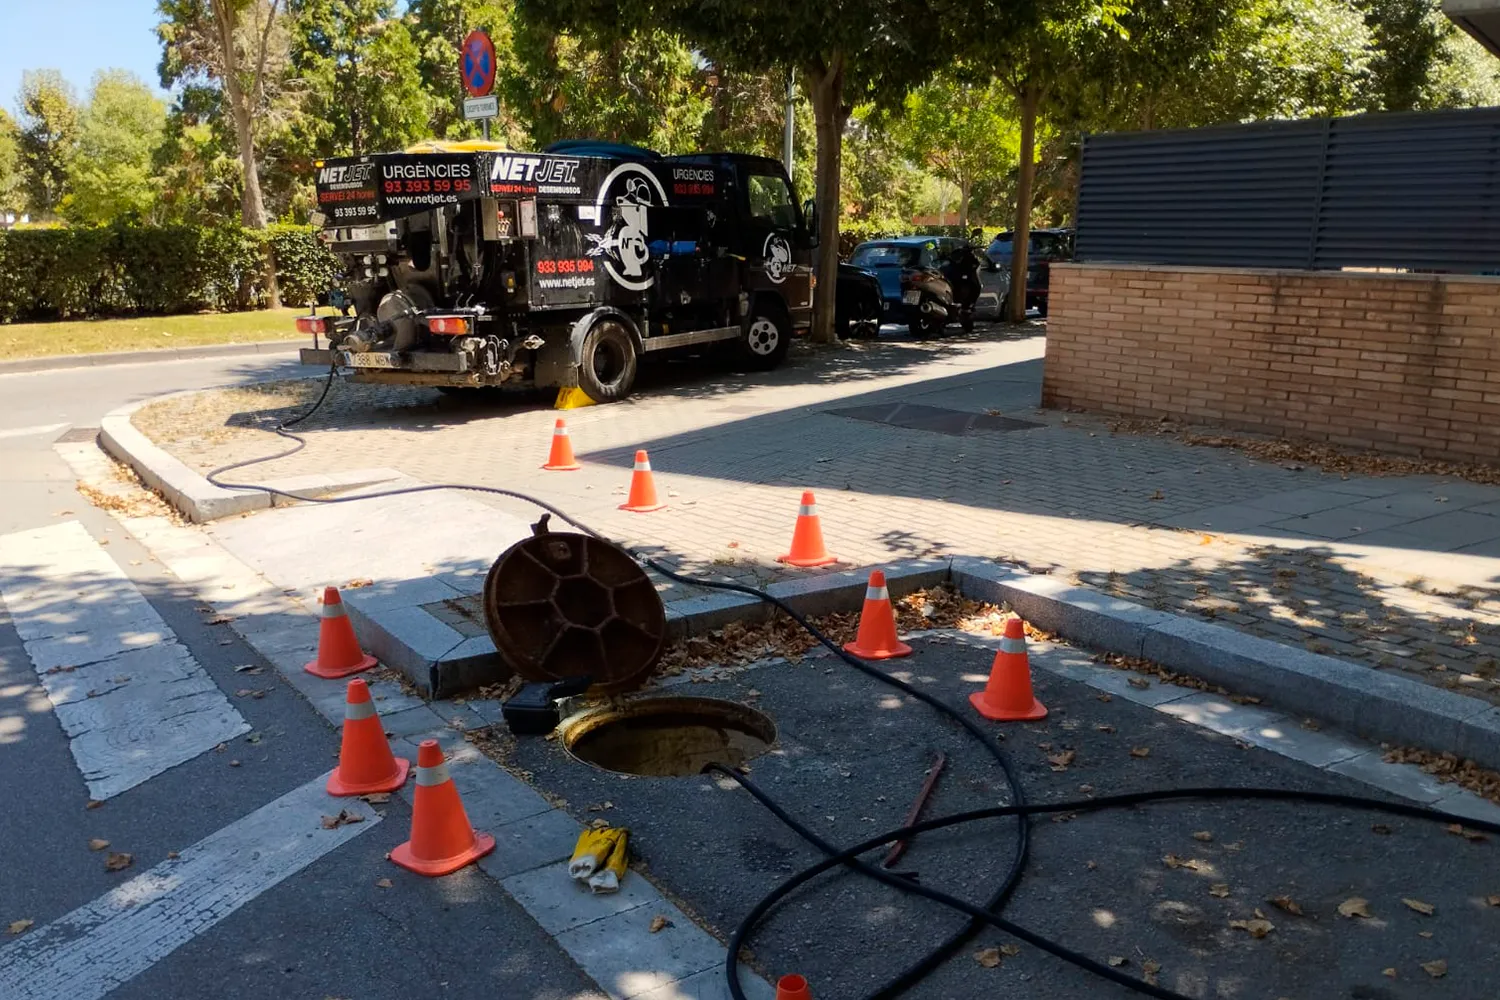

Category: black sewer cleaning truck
[297, 138, 817, 402]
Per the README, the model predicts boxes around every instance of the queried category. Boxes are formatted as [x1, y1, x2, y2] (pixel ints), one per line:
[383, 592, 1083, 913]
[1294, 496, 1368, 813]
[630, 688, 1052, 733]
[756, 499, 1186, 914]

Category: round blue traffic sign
[462, 30, 496, 98]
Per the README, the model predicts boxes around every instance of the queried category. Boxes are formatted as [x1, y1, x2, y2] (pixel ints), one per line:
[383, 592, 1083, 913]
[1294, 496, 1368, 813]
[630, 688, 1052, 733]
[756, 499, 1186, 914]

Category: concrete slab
[1265, 508, 1407, 540]
[1327, 750, 1458, 804]
[479, 808, 585, 880]
[501, 860, 662, 936]
[1241, 487, 1360, 517]
[555, 903, 727, 1000]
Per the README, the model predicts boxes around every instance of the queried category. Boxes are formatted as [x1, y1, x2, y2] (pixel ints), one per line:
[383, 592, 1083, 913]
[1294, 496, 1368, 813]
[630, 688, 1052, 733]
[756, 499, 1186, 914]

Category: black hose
[204, 371, 1500, 1000]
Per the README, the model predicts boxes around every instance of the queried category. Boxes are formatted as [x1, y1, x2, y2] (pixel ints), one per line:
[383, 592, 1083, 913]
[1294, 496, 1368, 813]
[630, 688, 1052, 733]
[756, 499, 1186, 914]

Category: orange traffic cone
[305, 586, 377, 679]
[390, 739, 496, 877]
[777, 491, 836, 567]
[969, 617, 1048, 721]
[327, 678, 410, 796]
[541, 418, 582, 471]
[843, 570, 912, 659]
[618, 450, 665, 512]
[776, 975, 812, 1000]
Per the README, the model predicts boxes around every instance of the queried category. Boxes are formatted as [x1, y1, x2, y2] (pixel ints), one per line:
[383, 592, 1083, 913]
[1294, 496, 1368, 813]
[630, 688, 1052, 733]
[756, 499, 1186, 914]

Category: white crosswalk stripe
[0, 520, 248, 799]
[0, 773, 380, 1000]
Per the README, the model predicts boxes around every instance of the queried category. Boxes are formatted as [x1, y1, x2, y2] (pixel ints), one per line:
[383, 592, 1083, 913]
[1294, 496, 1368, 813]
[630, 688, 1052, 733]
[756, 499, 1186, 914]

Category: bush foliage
[0, 222, 338, 322]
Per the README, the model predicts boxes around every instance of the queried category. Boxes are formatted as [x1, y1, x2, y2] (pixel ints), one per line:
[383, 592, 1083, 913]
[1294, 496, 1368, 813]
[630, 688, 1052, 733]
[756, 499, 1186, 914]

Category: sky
[1, 1, 166, 112]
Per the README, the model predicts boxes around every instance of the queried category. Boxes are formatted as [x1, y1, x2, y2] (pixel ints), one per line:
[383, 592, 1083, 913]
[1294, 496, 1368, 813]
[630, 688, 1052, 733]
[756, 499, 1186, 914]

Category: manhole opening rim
[558, 694, 778, 777]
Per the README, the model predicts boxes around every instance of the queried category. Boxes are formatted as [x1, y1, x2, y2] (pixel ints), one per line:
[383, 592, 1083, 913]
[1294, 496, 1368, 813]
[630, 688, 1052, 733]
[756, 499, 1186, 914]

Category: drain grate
[828, 403, 1041, 436]
[56, 426, 100, 443]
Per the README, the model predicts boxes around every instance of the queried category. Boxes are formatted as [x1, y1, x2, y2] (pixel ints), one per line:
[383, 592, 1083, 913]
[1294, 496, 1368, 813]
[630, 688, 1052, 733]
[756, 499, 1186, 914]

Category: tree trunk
[1007, 82, 1038, 324]
[958, 174, 971, 230]
[807, 54, 844, 344]
[211, 0, 280, 307]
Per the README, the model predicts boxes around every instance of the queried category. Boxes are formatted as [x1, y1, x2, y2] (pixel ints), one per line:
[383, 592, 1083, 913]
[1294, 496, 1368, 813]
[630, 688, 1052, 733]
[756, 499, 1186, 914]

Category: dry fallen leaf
[1403, 898, 1435, 916]
[1371, 824, 1392, 835]
[88, 838, 110, 852]
[1420, 959, 1447, 979]
[1487, 895, 1500, 907]
[166, 851, 179, 859]
[1418, 931, 1433, 939]
[320, 809, 365, 830]
[1446, 823, 1487, 842]
[359, 793, 391, 805]
[6, 919, 34, 935]
[1338, 897, 1372, 919]
[1086, 860, 1098, 870]
[1000, 944, 1021, 957]
[1382, 968, 1397, 979]
[85, 799, 103, 810]
[648, 914, 671, 934]
[1163, 854, 1202, 871]
[104, 852, 133, 872]
[1107, 956, 1128, 968]
[1129, 747, 1151, 758]
[1210, 884, 1231, 898]
[1228, 917, 1275, 939]
[1142, 959, 1161, 985]
[375, 878, 392, 889]
[1095, 724, 1115, 733]
[1192, 831, 1213, 843]
[1270, 896, 1303, 916]
[345, 578, 373, 589]
[975, 947, 1002, 968]
[1096, 694, 1113, 703]
[1047, 750, 1077, 772]
[1127, 677, 1150, 689]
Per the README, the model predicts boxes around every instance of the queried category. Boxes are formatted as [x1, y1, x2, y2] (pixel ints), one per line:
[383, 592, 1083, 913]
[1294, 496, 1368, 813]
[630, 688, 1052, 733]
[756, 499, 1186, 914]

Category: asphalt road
[509, 638, 1500, 999]
[0, 350, 601, 1000]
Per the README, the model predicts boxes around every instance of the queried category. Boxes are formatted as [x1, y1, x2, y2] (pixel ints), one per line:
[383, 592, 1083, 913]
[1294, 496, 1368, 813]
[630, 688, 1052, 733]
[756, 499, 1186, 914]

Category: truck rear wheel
[736, 307, 791, 371]
[578, 320, 638, 403]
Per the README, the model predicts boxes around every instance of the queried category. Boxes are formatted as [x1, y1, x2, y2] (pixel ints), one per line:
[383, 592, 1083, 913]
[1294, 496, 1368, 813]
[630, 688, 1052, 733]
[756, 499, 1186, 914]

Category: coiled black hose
[206, 368, 1500, 999]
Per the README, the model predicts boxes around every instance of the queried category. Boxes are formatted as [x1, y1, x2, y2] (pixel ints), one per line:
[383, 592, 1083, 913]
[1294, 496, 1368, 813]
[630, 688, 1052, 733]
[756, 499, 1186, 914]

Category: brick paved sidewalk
[134, 324, 1500, 706]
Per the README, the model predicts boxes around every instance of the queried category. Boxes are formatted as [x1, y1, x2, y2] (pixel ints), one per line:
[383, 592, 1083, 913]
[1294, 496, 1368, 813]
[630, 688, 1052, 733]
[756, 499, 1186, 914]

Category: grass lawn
[0, 308, 309, 361]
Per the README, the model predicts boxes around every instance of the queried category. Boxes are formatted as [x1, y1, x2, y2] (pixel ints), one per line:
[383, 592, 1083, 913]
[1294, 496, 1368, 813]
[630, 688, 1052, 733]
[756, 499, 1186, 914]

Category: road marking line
[0, 421, 69, 441]
[0, 773, 379, 1000]
[0, 521, 248, 799]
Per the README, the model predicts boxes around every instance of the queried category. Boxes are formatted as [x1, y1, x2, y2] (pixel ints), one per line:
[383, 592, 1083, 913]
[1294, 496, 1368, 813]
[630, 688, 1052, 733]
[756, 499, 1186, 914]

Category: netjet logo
[317, 163, 375, 185]
[489, 156, 581, 185]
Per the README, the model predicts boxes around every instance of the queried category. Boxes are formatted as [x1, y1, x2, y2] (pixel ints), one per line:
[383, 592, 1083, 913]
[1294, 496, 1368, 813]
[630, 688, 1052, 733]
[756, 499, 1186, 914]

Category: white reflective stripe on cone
[415, 761, 451, 787]
[344, 698, 377, 721]
[634, 459, 651, 471]
[866, 585, 890, 601]
[555, 426, 569, 436]
[320, 601, 347, 618]
[798, 504, 816, 516]
[999, 636, 1027, 653]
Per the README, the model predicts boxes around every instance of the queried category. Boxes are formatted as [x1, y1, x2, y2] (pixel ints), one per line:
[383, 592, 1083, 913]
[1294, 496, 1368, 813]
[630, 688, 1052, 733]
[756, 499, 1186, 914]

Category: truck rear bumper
[298, 347, 471, 373]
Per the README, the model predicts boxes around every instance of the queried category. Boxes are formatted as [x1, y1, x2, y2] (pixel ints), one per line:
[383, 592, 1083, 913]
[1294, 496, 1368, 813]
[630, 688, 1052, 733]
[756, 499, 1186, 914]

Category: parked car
[846, 237, 958, 337]
[985, 228, 1074, 317]
[835, 262, 884, 339]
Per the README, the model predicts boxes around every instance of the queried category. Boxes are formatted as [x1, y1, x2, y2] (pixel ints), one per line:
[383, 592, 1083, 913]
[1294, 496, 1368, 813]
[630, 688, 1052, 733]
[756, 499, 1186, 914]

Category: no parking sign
[461, 30, 496, 98]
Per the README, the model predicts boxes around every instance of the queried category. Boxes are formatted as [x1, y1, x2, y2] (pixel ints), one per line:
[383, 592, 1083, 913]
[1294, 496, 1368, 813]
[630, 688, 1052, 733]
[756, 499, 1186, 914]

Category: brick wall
[1042, 263, 1500, 464]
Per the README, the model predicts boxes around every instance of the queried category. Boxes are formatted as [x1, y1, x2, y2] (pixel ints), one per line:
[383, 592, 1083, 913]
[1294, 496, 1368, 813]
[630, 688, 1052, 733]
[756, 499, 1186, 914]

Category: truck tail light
[295, 316, 331, 335]
[427, 315, 470, 335]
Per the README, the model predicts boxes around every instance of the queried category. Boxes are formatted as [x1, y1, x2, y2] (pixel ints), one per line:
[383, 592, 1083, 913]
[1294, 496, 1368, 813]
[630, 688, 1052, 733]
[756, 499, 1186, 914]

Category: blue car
[846, 237, 958, 337]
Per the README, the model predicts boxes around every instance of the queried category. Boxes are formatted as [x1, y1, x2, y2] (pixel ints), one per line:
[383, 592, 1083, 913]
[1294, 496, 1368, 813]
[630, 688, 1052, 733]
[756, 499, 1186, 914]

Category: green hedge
[0, 223, 340, 323]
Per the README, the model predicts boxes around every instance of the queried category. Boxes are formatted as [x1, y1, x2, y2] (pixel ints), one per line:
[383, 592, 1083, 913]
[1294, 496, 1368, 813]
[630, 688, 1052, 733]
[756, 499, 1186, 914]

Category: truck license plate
[902, 290, 921, 305]
[341, 351, 399, 369]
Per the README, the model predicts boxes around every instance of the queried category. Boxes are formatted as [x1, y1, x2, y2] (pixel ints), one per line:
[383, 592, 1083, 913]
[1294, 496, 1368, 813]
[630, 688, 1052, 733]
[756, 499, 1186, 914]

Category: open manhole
[561, 696, 776, 777]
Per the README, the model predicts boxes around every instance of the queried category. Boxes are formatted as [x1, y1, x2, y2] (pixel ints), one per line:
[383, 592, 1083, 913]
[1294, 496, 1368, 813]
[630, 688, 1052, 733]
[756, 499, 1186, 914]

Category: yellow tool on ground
[554, 386, 597, 410]
[568, 825, 629, 893]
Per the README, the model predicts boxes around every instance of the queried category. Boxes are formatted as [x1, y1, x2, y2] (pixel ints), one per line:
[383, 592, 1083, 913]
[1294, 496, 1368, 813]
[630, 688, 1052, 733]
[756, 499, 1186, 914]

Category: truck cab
[298, 140, 816, 403]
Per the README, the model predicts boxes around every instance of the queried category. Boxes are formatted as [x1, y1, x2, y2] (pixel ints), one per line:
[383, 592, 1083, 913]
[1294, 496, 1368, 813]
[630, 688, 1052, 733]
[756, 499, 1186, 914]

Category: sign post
[461, 30, 497, 140]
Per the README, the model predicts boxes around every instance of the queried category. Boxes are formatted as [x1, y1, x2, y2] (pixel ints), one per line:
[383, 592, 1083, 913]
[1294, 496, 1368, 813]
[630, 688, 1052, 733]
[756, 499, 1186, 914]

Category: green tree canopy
[291, 0, 433, 156]
[63, 71, 168, 225]
[886, 73, 1019, 228]
[0, 108, 22, 216]
[16, 69, 79, 217]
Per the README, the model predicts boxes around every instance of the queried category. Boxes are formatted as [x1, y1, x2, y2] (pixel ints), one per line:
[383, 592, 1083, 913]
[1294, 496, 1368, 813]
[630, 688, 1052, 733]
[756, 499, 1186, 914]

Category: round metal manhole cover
[561, 696, 776, 777]
[482, 530, 666, 694]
